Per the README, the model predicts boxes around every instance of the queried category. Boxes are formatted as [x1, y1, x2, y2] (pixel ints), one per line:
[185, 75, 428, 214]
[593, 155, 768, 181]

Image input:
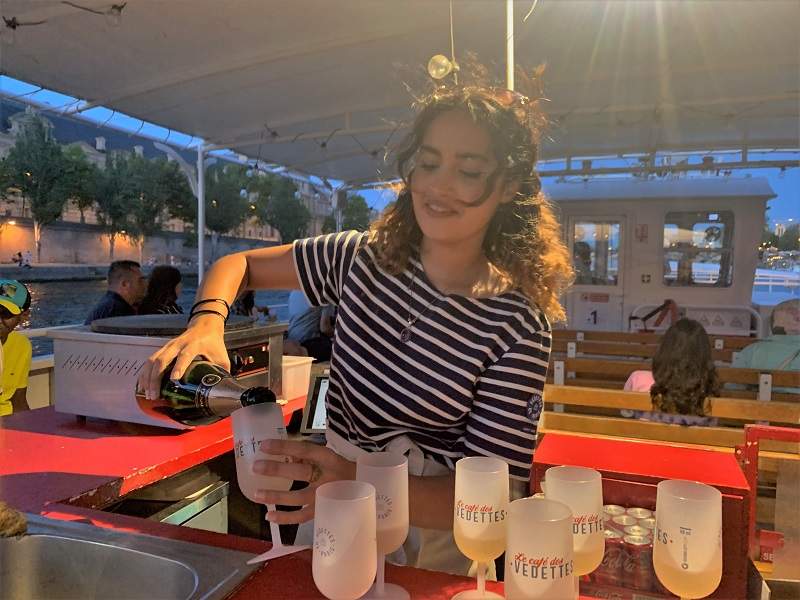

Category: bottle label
[197, 373, 223, 416]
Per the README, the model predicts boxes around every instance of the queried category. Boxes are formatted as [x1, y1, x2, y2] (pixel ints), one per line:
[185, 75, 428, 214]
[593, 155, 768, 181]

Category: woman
[138, 265, 183, 315]
[139, 80, 573, 572]
[625, 318, 720, 425]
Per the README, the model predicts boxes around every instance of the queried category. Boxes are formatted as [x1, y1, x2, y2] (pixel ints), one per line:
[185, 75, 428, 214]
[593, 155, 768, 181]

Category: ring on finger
[309, 462, 323, 483]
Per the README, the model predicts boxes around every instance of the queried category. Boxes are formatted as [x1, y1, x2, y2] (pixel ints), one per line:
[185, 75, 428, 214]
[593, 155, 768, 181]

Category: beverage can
[623, 534, 653, 592]
[603, 504, 626, 518]
[608, 514, 637, 533]
[623, 524, 650, 538]
[593, 529, 624, 586]
[626, 507, 653, 520]
[639, 517, 656, 531]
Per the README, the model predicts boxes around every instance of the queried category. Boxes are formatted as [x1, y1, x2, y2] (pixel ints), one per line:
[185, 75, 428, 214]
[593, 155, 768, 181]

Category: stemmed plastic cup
[451, 456, 509, 600]
[313, 480, 378, 600]
[357, 452, 410, 599]
[653, 479, 722, 599]
[505, 497, 576, 599]
[231, 402, 310, 564]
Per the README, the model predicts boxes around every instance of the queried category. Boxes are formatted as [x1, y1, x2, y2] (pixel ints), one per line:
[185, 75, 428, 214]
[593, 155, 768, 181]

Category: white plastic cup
[505, 497, 576, 599]
[313, 480, 378, 600]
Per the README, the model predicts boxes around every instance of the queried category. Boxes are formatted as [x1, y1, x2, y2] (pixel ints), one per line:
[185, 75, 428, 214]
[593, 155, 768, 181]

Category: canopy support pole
[506, 0, 514, 90]
[197, 145, 206, 282]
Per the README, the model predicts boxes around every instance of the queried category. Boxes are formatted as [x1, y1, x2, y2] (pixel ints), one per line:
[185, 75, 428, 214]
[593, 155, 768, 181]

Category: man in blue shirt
[85, 260, 147, 324]
[287, 290, 335, 361]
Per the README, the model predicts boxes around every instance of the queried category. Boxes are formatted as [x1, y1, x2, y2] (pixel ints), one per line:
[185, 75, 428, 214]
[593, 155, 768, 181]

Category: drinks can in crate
[623, 524, 651, 538]
[603, 504, 626, 519]
[593, 529, 625, 586]
[623, 534, 654, 592]
[626, 507, 652, 520]
[609, 514, 637, 533]
[639, 517, 656, 531]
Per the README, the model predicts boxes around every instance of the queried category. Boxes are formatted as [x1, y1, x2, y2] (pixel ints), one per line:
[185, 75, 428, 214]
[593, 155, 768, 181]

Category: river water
[17, 274, 800, 356]
[20, 278, 290, 356]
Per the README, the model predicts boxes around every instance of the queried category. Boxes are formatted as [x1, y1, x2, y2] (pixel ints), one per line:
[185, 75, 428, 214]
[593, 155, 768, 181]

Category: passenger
[572, 240, 593, 284]
[138, 265, 183, 315]
[286, 290, 334, 361]
[84, 260, 147, 324]
[0, 279, 32, 415]
[732, 299, 800, 392]
[624, 318, 719, 425]
[139, 74, 573, 574]
[22, 250, 32, 269]
[231, 290, 273, 321]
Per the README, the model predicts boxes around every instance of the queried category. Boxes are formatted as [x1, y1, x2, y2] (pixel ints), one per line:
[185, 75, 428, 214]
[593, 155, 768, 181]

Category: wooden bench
[539, 384, 800, 475]
[551, 329, 755, 364]
[552, 329, 756, 349]
[547, 357, 800, 402]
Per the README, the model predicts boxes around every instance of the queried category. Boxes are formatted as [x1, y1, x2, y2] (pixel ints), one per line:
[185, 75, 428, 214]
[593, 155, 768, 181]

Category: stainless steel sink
[0, 514, 260, 600]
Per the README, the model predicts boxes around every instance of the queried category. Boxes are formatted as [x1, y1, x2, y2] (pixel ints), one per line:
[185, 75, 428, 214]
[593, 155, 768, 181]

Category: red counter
[0, 407, 543, 599]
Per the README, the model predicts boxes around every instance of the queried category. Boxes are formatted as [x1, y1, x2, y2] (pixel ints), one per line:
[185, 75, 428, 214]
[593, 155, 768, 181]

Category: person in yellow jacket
[0, 279, 32, 416]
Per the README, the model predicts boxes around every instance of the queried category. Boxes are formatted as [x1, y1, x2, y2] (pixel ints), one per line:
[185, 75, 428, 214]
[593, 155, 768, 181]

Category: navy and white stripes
[293, 231, 551, 481]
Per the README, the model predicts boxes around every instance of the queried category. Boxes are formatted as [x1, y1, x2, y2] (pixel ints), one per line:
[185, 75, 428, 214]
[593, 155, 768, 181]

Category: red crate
[532, 434, 750, 600]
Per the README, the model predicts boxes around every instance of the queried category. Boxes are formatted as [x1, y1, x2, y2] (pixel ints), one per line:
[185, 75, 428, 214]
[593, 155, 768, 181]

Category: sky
[2, 76, 797, 227]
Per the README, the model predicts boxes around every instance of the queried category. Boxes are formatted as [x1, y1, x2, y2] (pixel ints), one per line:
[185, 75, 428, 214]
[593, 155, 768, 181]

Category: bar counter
[0, 407, 587, 598]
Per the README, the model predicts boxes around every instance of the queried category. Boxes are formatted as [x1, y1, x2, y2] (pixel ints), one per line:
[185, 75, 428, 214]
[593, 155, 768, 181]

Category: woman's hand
[137, 314, 229, 400]
[255, 439, 356, 524]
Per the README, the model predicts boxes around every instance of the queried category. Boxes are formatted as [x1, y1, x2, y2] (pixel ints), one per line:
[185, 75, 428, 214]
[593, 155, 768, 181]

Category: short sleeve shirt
[293, 231, 552, 481]
[0, 331, 32, 416]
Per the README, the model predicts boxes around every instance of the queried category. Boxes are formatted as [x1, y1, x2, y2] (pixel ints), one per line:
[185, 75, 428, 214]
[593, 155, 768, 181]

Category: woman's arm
[138, 244, 300, 399]
[255, 439, 456, 529]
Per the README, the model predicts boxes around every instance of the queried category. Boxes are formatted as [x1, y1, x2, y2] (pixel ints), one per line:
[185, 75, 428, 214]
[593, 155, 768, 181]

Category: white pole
[197, 145, 206, 282]
[506, 0, 514, 90]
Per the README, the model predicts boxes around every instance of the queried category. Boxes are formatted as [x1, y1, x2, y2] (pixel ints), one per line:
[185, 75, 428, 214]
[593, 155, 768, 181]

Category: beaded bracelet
[188, 308, 228, 324]
[190, 298, 231, 317]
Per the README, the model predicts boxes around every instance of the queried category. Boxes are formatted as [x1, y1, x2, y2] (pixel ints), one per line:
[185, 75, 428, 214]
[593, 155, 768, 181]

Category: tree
[4, 115, 69, 261]
[126, 155, 191, 263]
[341, 193, 372, 231]
[249, 173, 309, 243]
[60, 146, 98, 224]
[761, 226, 779, 248]
[204, 164, 250, 259]
[95, 153, 134, 260]
[778, 224, 800, 251]
[321, 215, 337, 234]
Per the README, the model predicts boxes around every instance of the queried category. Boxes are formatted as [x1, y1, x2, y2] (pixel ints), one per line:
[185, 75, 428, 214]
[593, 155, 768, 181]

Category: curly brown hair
[651, 318, 721, 416]
[369, 73, 573, 321]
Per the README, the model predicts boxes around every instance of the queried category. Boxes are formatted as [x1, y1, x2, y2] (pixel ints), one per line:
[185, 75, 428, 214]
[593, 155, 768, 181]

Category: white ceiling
[1, 0, 798, 185]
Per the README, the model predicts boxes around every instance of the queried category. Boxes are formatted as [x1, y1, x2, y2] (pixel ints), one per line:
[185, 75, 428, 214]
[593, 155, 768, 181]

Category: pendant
[400, 327, 412, 343]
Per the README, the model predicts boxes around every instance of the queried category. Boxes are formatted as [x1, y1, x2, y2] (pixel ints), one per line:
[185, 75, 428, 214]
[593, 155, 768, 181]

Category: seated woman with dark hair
[625, 318, 720, 426]
[138, 265, 183, 315]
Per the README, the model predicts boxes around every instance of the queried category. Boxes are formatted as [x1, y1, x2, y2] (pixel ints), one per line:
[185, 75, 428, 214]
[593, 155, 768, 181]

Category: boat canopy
[2, 0, 798, 186]
[547, 177, 777, 203]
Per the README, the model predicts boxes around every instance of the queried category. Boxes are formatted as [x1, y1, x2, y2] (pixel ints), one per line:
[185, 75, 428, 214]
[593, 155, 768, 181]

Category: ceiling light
[427, 55, 457, 80]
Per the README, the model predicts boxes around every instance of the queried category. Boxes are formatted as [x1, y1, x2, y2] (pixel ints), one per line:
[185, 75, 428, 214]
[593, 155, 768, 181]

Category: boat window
[663, 211, 734, 287]
[571, 221, 620, 286]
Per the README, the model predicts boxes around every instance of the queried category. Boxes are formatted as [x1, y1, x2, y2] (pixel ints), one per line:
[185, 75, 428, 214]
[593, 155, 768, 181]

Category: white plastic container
[281, 355, 314, 402]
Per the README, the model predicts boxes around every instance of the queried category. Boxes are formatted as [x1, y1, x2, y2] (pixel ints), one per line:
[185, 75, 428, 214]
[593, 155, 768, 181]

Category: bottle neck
[240, 386, 276, 406]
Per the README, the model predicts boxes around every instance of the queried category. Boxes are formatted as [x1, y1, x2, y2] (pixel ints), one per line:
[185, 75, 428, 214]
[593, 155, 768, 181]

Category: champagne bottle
[135, 360, 276, 426]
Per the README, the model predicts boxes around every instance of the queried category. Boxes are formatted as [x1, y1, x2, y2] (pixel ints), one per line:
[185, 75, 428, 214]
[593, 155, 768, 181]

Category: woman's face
[410, 110, 513, 246]
[175, 282, 183, 298]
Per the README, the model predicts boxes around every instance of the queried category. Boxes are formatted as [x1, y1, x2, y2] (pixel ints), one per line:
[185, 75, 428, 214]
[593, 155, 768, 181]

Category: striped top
[293, 231, 552, 481]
